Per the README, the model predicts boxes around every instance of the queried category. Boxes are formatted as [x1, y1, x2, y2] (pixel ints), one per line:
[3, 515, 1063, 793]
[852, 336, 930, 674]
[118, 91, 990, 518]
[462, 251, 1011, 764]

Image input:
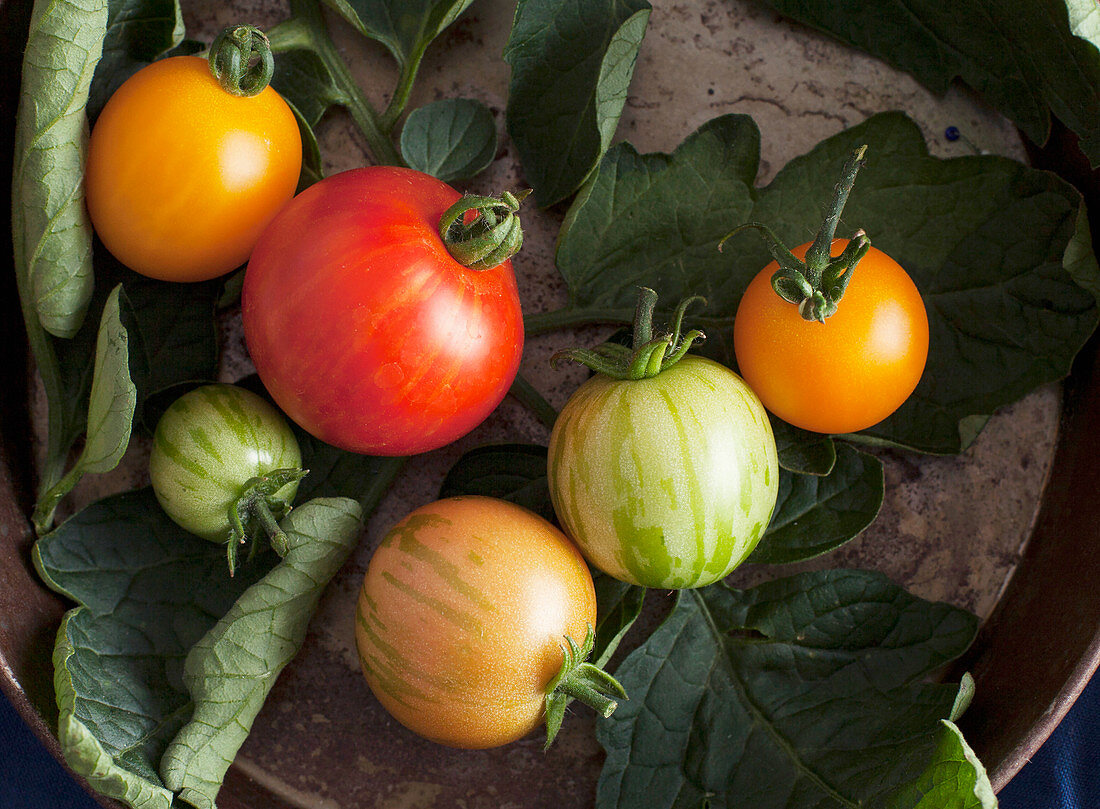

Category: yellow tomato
[85, 55, 301, 282]
[734, 240, 929, 434]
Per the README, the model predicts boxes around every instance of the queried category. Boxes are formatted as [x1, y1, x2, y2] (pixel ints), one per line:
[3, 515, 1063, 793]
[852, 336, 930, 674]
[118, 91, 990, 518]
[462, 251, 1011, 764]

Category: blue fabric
[0, 691, 98, 808]
[1000, 667, 1100, 809]
[3, 671, 1099, 807]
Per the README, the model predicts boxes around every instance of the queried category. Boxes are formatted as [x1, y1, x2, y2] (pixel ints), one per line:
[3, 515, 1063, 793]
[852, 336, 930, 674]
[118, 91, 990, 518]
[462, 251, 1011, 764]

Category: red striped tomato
[548, 355, 778, 589]
[355, 496, 597, 749]
[241, 167, 524, 456]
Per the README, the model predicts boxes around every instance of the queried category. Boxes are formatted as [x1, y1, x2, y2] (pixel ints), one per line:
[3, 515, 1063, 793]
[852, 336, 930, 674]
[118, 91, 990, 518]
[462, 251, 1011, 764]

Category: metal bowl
[2, 0, 1099, 805]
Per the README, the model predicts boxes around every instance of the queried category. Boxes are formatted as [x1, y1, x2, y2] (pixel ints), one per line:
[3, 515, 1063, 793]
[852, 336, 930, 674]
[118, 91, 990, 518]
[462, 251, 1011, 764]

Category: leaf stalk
[719, 145, 871, 322]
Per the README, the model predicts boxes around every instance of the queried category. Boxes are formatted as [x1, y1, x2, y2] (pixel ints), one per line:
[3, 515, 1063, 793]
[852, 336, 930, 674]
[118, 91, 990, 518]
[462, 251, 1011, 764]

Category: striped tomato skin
[355, 496, 596, 749]
[149, 384, 301, 542]
[548, 356, 778, 589]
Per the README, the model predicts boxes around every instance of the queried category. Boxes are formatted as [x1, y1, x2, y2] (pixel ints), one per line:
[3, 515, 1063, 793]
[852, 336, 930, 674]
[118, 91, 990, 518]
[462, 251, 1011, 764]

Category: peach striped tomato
[241, 167, 524, 455]
[355, 496, 596, 749]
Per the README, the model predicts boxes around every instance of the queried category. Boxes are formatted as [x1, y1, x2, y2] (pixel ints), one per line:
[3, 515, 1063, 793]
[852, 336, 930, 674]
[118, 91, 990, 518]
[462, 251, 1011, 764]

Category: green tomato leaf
[324, 0, 473, 71]
[771, 418, 837, 476]
[504, 0, 651, 207]
[596, 569, 990, 809]
[400, 98, 498, 182]
[751, 443, 884, 565]
[439, 443, 555, 521]
[13, 0, 107, 339]
[88, 0, 186, 119]
[537, 111, 1100, 454]
[34, 455, 397, 809]
[74, 286, 136, 474]
[267, 42, 349, 131]
[887, 720, 996, 809]
[34, 286, 137, 532]
[159, 498, 363, 809]
[34, 489, 273, 809]
[1068, 0, 1100, 48]
[592, 573, 645, 668]
[49, 255, 220, 440]
[119, 275, 220, 434]
[533, 114, 760, 339]
[267, 0, 403, 167]
[285, 97, 325, 189]
[760, 0, 1100, 166]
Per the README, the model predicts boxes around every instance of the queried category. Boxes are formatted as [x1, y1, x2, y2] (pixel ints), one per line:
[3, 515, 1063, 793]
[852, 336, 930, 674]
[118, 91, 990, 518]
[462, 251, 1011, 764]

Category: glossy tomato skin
[242, 166, 524, 456]
[734, 240, 929, 434]
[85, 56, 301, 282]
[149, 384, 301, 542]
[355, 496, 596, 749]
[548, 356, 778, 589]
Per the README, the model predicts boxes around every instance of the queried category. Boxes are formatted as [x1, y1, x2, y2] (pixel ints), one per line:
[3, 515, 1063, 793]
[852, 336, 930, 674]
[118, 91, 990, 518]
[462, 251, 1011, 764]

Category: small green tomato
[149, 384, 304, 571]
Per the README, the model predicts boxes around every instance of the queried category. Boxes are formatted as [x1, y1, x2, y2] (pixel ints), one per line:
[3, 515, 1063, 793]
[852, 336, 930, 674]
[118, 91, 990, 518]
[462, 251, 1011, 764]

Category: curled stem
[208, 25, 274, 97]
[439, 190, 531, 270]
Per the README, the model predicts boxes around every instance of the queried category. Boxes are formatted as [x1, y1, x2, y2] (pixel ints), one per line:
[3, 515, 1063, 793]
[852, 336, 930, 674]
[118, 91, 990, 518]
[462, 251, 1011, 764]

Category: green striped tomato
[355, 496, 596, 749]
[548, 355, 779, 589]
[149, 384, 302, 543]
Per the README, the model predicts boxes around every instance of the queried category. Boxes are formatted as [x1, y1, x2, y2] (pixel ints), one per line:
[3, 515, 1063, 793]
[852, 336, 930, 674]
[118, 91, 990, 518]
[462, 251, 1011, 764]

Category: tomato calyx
[720, 145, 872, 323]
[552, 287, 706, 380]
[438, 189, 531, 270]
[226, 467, 308, 575]
[543, 626, 627, 750]
[208, 25, 275, 97]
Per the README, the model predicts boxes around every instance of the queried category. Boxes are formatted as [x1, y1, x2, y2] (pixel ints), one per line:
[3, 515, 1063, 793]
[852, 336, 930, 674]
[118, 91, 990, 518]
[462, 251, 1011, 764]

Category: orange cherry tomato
[733, 239, 929, 434]
[355, 496, 597, 749]
[85, 55, 301, 282]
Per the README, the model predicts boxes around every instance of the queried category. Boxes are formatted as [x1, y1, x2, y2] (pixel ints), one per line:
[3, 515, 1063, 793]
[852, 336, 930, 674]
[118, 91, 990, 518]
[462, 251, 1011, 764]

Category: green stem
[508, 374, 558, 431]
[542, 627, 627, 749]
[438, 191, 530, 270]
[355, 456, 406, 513]
[208, 25, 275, 97]
[804, 144, 867, 273]
[632, 287, 657, 345]
[380, 53, 423, 133]
[523, 306, 635, 336]
[254, 499, 289, 557]
[269, 6, 403, 167]
[558, 678, 617, 718]
[721, 145, 872, 322]
[551, 289, 706, 381]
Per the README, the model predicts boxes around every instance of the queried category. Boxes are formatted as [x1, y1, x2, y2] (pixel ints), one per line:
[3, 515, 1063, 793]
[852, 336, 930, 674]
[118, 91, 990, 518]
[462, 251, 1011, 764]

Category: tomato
[241, 167, 525, 456]
[726, 146, 928, 435]
[85, 53, 301, 282]
[548, 353, 779, 589]
[355, 496, 609, 749]
[149, 384, 302, 550]
[734, 239, 929, 434]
